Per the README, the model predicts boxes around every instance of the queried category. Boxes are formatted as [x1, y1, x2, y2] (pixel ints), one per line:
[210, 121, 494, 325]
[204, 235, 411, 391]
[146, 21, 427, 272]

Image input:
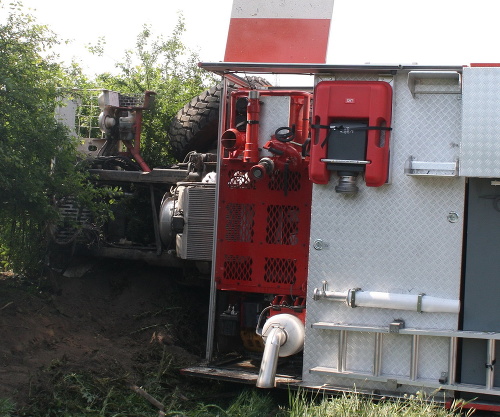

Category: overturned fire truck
[178, 61, 500, 408]
[56, 0, 500, 411]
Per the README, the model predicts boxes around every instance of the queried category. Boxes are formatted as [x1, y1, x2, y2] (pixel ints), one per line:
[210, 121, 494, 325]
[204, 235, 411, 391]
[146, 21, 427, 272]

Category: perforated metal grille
[118, 94, 145, 108]
[264, 258, 297, 284]
[268, 171, 302, 192]
[225, 203, 255, 242]
[266, 205, 300, 245]
[180, 185, 215, 261]
[223, 255, 253, 281]
[54, 198, 93, 245]
[227, 170, 256, 189]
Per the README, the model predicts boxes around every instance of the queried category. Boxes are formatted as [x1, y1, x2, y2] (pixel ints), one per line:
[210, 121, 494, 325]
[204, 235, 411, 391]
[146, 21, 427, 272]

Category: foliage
[18, 347, 229, 417]
[286, 389, 472, 417]
[91, 16, 218, 167]
[0, 1, 112, 275]
[0, 398, 15, 417]
[13, 378, 475, 417]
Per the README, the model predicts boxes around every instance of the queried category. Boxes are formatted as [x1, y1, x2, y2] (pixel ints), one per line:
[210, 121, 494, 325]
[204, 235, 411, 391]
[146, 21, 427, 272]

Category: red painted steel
[470, 63, 500, 67]
[224, 18, 331, 63]
[269, 295, 306, 323]
[309, 81, 393, 187]
[215, 90, 313, 296]
[445, 400, 500, 412]
[244, 93, 261, 163]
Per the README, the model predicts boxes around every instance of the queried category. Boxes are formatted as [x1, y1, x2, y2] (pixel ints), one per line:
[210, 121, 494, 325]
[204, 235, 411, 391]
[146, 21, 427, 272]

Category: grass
[287, 389, 473, 417]
[4, 373, 475, 417]
[0, 399, 15, 417]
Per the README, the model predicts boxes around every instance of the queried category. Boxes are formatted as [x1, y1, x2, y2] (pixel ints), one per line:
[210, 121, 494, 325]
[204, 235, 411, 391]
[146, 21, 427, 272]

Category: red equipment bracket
[309, 81, 393, 187]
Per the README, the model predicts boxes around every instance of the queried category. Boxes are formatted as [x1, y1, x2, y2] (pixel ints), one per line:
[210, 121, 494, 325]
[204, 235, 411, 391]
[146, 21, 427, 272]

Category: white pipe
[354, 291, 460, 314]
[256, 326, 286, 388]
[315, 287, 460, 314]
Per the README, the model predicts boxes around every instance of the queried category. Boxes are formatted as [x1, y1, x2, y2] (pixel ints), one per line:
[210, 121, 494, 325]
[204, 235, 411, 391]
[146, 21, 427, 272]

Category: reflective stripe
[224, 0, 334, 64]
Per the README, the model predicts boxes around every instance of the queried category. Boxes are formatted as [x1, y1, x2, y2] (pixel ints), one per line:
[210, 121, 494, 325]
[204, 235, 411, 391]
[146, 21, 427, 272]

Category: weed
[286, 388, 473, 417]
[0, 398, 15, 417]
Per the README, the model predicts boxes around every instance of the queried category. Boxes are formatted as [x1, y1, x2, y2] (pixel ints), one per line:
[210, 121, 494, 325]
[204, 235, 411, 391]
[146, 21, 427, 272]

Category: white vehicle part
[354, 291, 459, 314]
[256, 314, 305, 388]
[313, 283, 460, 314]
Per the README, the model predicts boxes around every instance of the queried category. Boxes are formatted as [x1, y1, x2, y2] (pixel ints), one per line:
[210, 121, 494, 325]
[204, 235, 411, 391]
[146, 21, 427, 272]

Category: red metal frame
[215, 89, 312, 296]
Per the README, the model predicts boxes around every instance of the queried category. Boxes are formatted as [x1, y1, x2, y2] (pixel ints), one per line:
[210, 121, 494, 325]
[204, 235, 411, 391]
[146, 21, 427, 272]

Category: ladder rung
[487, 339, 496, 390]
[312, 322, 500, 339]
[373, 333, 383, 377]
[312, 322, 500, 395]
[309, 366, 500, 396]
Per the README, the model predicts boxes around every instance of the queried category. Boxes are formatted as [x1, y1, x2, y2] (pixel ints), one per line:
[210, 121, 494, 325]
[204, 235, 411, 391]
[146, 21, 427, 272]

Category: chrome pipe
[338, 330, 347, 372]
[410, 335, 420, 381]
[256, 326, 286, 388]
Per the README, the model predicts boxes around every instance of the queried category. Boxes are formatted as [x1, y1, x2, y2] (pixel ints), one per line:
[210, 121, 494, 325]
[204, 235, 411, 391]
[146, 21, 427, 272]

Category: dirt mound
[0, 259, 209, 409]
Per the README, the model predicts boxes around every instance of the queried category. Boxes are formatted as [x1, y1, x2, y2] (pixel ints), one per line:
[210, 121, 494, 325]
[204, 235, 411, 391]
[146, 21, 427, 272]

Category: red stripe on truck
[224, 18, 331, 63]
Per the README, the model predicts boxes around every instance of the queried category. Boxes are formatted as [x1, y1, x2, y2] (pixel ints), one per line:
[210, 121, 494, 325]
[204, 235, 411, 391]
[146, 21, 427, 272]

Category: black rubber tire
[167, 77, 271, 162]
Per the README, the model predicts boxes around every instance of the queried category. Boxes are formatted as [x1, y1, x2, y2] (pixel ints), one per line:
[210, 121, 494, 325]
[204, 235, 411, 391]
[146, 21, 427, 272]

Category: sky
[10, 0, 500, 78]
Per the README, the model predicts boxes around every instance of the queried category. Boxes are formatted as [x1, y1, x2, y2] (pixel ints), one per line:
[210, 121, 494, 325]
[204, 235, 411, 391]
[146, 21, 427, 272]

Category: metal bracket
[347, 288, 361, 308]
[407, 71, 462, 98]
[405, 157, 458, 177]
[386, 379, 399, 391]
[485, 359, 496, 370]
[439, 372, 448, 384]
[389, 319, 405, 333]
[417, 293, 425, 313]
[378, 74, 394, 86]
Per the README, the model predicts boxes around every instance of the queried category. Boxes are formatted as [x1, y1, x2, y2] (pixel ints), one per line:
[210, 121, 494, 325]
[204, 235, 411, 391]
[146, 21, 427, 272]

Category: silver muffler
[256, 313, 305, 388]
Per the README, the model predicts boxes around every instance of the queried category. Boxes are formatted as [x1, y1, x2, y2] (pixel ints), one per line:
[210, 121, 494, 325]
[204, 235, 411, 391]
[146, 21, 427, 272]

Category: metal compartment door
[461, 178, 500, 386]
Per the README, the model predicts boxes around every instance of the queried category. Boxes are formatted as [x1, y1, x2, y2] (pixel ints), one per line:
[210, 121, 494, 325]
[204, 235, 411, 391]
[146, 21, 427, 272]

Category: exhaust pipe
[256, 326, 286, 388]
[256, 313, 305, 388]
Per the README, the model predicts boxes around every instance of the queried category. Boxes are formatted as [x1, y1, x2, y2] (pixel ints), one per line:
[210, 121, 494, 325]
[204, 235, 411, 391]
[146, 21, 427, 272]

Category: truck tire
[168, 77, 271, 162]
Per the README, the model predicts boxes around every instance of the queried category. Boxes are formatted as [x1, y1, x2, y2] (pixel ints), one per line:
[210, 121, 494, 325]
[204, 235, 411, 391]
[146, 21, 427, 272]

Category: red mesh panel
[268, 170, 302, 192]
[266, 205, 299, 246]
[215, 89, 312, 296]
[216, 165, 311, 295]
[264, 258, 297, 285]
[225, 203, 255, 243]
[223, 255, 253, 282]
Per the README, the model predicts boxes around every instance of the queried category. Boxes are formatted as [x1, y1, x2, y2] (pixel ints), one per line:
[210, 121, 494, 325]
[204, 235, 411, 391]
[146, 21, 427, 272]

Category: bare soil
[0, 258, 210, 409]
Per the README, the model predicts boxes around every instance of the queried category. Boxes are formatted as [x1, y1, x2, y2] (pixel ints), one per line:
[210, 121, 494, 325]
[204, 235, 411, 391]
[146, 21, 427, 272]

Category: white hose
[354, 291, 460, 314]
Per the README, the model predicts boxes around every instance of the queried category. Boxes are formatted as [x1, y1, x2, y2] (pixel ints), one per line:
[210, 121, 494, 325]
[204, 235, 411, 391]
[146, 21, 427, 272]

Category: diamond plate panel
[259, 96, 291, 157]
[460, 67, 500, 177]
[381, 334, 412, 377]
[303, 329, 339, 369]
[418, 336, 450, 380]
[346, 332, 375, 374]
[304, 71, 465, 390]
